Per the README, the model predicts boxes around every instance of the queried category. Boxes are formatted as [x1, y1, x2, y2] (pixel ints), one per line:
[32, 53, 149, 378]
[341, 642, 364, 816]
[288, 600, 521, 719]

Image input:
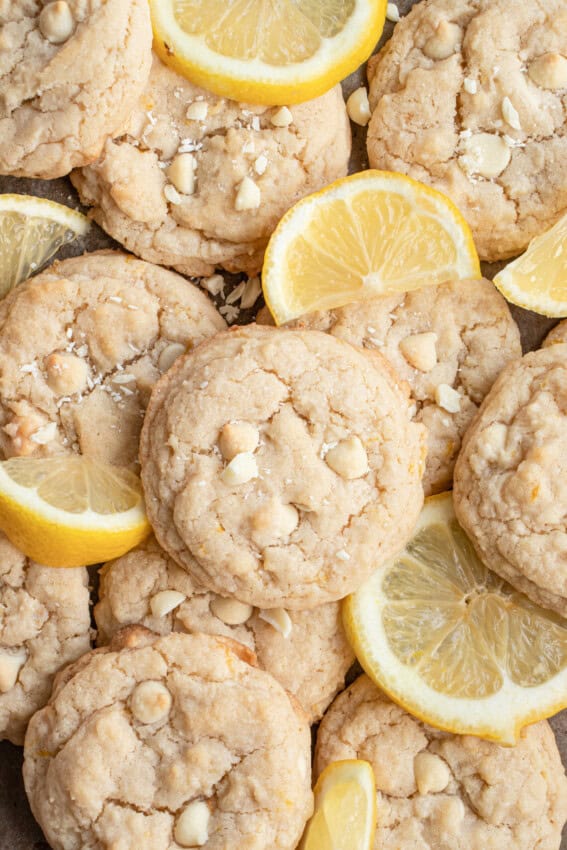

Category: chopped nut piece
[501, 96, 521, 131]
[202, 274, 224, 297]
[270, 106, 293, 127]
[150, 590, 186, 618]
[0, 647, 27, 693]
[325, 436, 368, 479]
[346, 87, 371, 126]
[30, 422, 58, 445]
[219, 422, 259, 461]
[459, 132, 511, 178]
[175, 801, 210, 847]
[163, 183, 183, 205]
[186, 101, 208, 121]
[240, 277, 262, 310]
[259, 607, 293, 638]
[166, 153, 196, 195]
[158, 343, 186, 372]
[39, 1, 74, 44]
[45, 352, 90, 395]
[423, 20, 460, 60]
[130, 680, 172, 724]
[210, 596, 253, 625]
[435, 383, 461, 413]
[221, 451, 258, 485]
[528, 53, 567, 89]
[4, 413, 50, 456]
[235, 176, 261, 211]
[414, 751, 451, 794]
[386, 2, 400, 22]
[399, 332, 438, 372]
[463, 77, 477, 94]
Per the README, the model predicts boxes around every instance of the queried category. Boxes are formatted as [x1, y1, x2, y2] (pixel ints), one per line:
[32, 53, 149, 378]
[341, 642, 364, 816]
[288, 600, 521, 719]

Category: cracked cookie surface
[454, 345, 567, 615]
[95, 536, 354, 722]
[366, 0, 567, 262]
[140, 324, 426, 609]
[0, 0, 152, 178]
[0, 251, 225, 468]
[259, 279, 521, 495]
[315, 675, 567, 850]
[23, 627, 313, 850]
[71, 53, 351, 277]
[0, 532, 90, 745]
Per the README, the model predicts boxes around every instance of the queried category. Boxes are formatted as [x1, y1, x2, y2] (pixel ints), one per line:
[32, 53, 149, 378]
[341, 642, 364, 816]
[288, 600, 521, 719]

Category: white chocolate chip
[438, 797, 465, 834]
[45, 352, 89, 396]
[435, 383, 461, 413]
[221, 451, 258, 485]
[325, 436, 368, 479]
[219, 422, 259, 461]
[130, 680, 172, 724]
[423, 20, 460, 60]
[346, 87, 371, 126]
[30, 422, 58, 445]
[39, 1, 74, 44]
[399, 332, 438, 372]
[254, 154, 268, 175]
[0, 647, 27, 693]
[501, 96, 521, 131]
[270, 106, 293, 127]
[463, 77, 477, 94]
[414, 752, 451, 794]
[158, 343, 186, 372]
[252, 500, 299, 541]
[235, 176, 261, 211]
[210, 597, 253, 625]
[186, 101, 208, 121]
[259, 607, 293, 638]
[150, 590, 186, 618]
[175, 801, 210, 847]
[459, 132, 511, 178]
[528, 53, 567, 89]
[164, 184, 183, 205]
[386, 2, 400, 22]
[166, 153, 196, 195]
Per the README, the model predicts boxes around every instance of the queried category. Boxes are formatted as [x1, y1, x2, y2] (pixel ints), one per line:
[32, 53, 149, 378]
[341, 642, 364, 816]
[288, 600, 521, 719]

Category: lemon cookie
[454, 345, 567, 616]
[95, 536, 354, 722]
[366, 0, 567, 262]
[543, 321, 567, 347]
[24, 627, 313, 850]
[0, 251, 225, 468]
[71, 53, 351, 277]
[315, 675, 567, 849]
[140, 324, 426, 609]
[0, 532, 90, 745]
[0, 0, 152, 178]
[259, 279, 521, 495]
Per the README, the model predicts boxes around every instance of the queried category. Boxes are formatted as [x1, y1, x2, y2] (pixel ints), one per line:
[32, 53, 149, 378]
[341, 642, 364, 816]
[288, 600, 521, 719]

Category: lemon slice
[493, 211, 567, 316]
[0, 194, 89, 300]
[0, 457, 151, 567]
[262, 171, 481, 325]
[343, 492, 567, 745]
[149, 0, 386, 105]
[301, 760, 376, 850]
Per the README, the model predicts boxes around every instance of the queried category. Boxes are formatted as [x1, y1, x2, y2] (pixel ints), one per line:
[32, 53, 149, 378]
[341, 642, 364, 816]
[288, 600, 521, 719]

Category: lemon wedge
[262, 170, 481, 325]
[301, 760, 376, 850]
[343, 492, 567, 745]
[0, 194, 89, 299]
[493, 210, 567, 316]
[0, 457, 151, 567]
[149, 0, 386, 105]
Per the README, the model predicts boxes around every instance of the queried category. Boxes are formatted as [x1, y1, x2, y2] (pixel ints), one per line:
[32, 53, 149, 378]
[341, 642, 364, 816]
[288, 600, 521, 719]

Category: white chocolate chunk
[346, 87, 371, 126]
[259, 607, 293, 638]
[221, 451, 258, 485]
[254, 154, 268, 175]
[150, 590, 186, 618]
[528, 53, 567, 89]
[175, 801, 210, 847]
[386, 3, 400, 22]
[158, 343, 186, 372]
[270, 106, 293, 127]
[435, 383, 461, 413]
[30, 422, 58, 445]
[0, 647, 27, 693]
[130, 680, 172, 724]
[235, 177, 261, 211]
[414, 752, 451, 794]
[164, 184, 182, 205]
[210, 596, 253, 625]
[399, 332, 438, 372]
[463, 77, 477, 94]
[166, 153, 196, 195]
[252, 500, 299, 540]
[501, 96, 521, 131]
[423, 20, 460, 60]
[186, 101, 208, 121]
[219, 422, 259, 461]
[45, 352, 89, 395]
[325, 436, 368, 479]
[39, 1, 74, 44]
[459, 132, 511, 178]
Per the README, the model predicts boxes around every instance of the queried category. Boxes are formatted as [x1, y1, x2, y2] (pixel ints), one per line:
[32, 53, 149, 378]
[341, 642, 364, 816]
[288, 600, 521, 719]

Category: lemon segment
[493, 210, 567, 316]
[262, 171, 481, 325]
[301, 760, 376, 850]
[0, 194, 89, 299]
[0, 457, 151, 567]
[150, 0, 386, 104]
[343, 492, 567, 745]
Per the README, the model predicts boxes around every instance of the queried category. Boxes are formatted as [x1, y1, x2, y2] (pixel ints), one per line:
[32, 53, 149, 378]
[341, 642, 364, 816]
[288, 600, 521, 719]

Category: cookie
[95, 536, 354, 723]
[24, 627, 313, 850]
[0, 0, 152, 178]
[258, 279, 521, 495]
[366, 0, 567, 262]
[140, 324, 426, 609]
[71, 53, 351, 277]
[543, 320, 567, 347]
[315, 675, 567, 849]
[0, 532, 90, 745]
[0, 251, 225, 468]
[454, 345, 567, 615]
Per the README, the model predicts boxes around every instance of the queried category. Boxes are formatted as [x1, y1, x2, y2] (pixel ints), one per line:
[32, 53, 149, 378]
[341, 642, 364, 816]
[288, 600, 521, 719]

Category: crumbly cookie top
[141, 324, 426, 609]
[315, 676, 567, 850]
[24, 628, 313, 850]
